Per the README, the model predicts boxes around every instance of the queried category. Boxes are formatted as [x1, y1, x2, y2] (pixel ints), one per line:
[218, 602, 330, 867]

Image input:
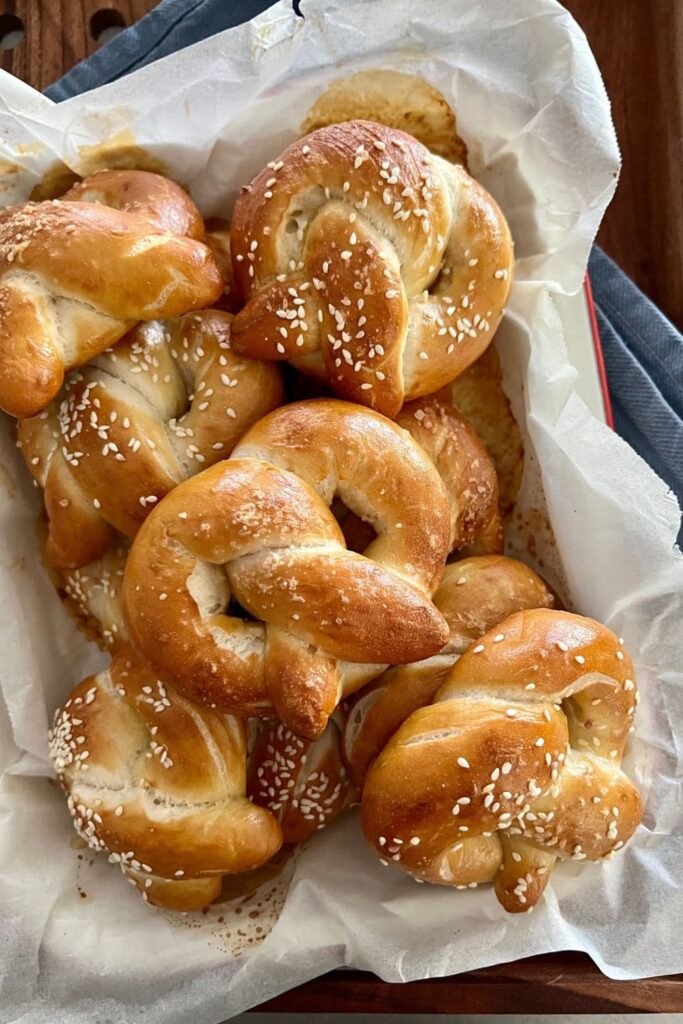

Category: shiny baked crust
[230, 120, 513, 416]
[361, 609, 642, 912]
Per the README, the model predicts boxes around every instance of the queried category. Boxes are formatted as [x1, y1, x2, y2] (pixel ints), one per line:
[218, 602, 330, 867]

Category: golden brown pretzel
[396, 396, 501, 554]
[123, 400, 451, 737]
[361, 609, 642, 913]
[18, 310, 284, 568]
[248, 712, 356, 845]
[344, 556, 555, 785]
[230, 120, 513, 416]
[0, 179, 222, 418]
[61, 169, 206, 240]
[49, 648, 283, 912]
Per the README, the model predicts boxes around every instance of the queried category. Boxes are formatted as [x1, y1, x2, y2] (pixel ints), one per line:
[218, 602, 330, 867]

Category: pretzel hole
[331, 497, 377, 552]
[227, 597, 251, 621]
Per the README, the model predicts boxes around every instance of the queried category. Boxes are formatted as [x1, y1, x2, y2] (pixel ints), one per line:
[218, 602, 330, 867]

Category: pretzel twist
[123, 400, 451, 737]
[230, 120, 513, 416]
[49, 648, 282, 912]
[0, 171, 223, 418]
[344, 556, 555, 785]
[18, 309, 283, 568]
[361, 609, 642, 912]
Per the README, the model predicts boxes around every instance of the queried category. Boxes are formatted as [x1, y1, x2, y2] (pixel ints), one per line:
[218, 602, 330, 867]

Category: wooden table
[1, 0, 681, 1014]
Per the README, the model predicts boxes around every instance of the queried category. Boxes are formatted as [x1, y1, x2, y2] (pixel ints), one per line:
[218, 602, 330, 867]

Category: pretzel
[361, 609, 642, 912]
[230, 120, 513, 417]
[344, 556, 555, 785]
[18, 309, 284, 568]
[123, 400, 451, 737]
[0, 176, 223, 418]
[48, 648, 283, 912]
[248, 713, 356, 844]
[61, 169, 206, 240]
[397, 396, 501, 554]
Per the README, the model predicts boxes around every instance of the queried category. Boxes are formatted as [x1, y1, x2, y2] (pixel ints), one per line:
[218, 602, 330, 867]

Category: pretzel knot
[230, 120, 513, 417]
[123, 400, 451, 738]
[0, 170, 222, 418]
[48, 648, 282, 912]
[361, 609, 642, 912]
[19, 309, 283, 569]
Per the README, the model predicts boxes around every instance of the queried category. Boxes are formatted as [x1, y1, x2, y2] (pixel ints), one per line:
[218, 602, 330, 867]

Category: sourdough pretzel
[361, 609, 642, 912]
[248, 712, 356, 844]
[0, 176, 223, 417]
[344, 556, 555, 785]
[230, 120, 513, 416]
[124, 400, 451, 737]
[49, 648, 283, 912]
[19, 309, 284, 568]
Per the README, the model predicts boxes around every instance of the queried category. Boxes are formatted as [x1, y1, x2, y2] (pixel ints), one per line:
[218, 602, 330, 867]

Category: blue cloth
[47, 0, 683, 542]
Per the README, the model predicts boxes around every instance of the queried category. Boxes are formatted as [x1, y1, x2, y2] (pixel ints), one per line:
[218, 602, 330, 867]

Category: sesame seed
[457, 756, 470, 769]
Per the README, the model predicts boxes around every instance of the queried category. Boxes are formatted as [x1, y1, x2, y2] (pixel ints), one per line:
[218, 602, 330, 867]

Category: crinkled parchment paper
[0, 1, 681, 1021]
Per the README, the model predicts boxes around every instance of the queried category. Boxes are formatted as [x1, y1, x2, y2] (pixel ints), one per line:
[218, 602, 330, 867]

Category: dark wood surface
[257, 956, 683, 1014]
[0, 0, 680, 1014]
[563, 0, 683, 329]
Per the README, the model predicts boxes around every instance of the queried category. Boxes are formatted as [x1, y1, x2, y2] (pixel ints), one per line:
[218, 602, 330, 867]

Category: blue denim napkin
[46, 0, 683, 542]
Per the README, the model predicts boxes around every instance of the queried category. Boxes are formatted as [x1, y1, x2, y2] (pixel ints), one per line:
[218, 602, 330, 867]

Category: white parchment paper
[0, 1, 681, 1021]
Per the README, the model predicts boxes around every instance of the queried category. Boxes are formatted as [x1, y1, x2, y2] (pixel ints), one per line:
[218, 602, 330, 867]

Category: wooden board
[256, 956, 683, 1014]
[0, 0, 681, 1013]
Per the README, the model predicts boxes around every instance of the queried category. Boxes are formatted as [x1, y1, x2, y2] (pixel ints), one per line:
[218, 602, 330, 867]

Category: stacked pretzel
[1, 110, 641, 915]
